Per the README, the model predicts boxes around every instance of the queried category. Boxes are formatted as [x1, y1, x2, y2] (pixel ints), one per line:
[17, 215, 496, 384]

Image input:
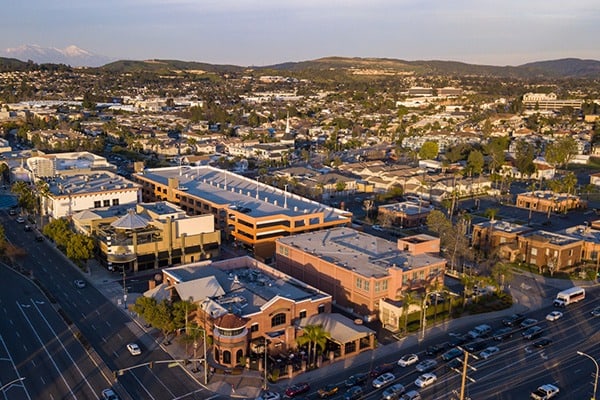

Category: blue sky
[2, 0, 599, 66]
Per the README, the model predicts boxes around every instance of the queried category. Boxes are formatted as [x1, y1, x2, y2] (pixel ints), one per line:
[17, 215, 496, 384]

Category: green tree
[296, 324, 331, 368]
[491, 262, 513, 293]
[66, 233, 94, 266]
[484, 137, 508, 174]
[402, 291, 417, 334]
[545, 136, 578, 168]
[42, 218, 73, 249]
[467, 150, 485, 175]
[419, 141, 439, 160]
[514, 141, 536, 178]
[11, 181, 36, 213]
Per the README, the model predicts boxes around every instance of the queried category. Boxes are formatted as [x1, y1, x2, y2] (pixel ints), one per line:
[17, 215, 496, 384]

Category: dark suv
[502, 313, 526, 327]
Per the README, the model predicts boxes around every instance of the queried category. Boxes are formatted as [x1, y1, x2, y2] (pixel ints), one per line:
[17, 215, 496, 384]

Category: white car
[530, 384, 559, 399]
[415, 373, 437, 388]
[255, 391, 281, 400]
[74, 279, 86, 289]
[16, 216, 25, 223]
[545, 311, 563, 321]
[398, 353, 419, 367]
[373, 372, 395, 388]
[372, 224, 384, 231]
[126, 343, 141, 355]
[479, 346, 500, 359]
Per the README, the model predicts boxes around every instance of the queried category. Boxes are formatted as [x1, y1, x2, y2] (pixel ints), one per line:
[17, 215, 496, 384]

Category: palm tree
[296, 324, 330, 368]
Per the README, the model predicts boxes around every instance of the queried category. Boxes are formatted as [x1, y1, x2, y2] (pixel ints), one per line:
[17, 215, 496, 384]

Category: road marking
[0, 334, 32, 399]
[31, 299, 97, 396]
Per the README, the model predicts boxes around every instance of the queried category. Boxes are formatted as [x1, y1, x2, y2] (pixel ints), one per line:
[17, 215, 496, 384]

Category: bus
[553, 286, 585, 307]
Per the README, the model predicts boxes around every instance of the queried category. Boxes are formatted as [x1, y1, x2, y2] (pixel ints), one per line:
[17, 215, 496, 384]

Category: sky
[2, 0, 599, 66]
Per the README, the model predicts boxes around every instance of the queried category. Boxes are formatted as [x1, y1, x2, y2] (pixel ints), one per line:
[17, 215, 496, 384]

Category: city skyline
[2, 0, 599, 67]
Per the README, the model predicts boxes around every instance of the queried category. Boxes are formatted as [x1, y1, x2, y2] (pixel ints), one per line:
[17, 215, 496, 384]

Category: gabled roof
[174, 276, 225, 302]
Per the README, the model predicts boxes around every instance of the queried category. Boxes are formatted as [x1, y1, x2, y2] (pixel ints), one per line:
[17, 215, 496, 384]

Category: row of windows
[530, 248, 572, 257]
[249, 309, 313, 332]
[94, 199, 119, 208]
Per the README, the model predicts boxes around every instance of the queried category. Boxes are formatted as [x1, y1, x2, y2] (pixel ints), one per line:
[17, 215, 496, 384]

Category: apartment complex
[275, 228, 446, 321]
[133, 166, 352, 260]
[522, 92, 583, 110]
[72, 201, 221, 272]
[149, 257, 375, 369]
[377, 200, 434, 228]
[515, 191, 585, 214]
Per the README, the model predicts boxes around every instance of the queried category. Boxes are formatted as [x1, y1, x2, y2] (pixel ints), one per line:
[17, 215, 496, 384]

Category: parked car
[35, 234, 44, 242]
[545, 311, 563, 321]
[479, 346, 500, 359]
[24, 224, 32, 231]
[382, 383, 405, 400]
[101, 389, 120, 400]
[414, 373, 437, 388]
[74, 279, 86, 289]
[441, 348, 463, 362]
[318, 384, 339, 398]
[345, 372, 369, 387]
[467, 324, 492, 339]
[530, 384, 559, 399]
[533, 338, 553, 348]
[590, 306, 600, 317]
[16, 216, 25, 223]
[502, 313, 526, 327]
[400, 391, 421, 400]
[397, 354, 419, 367]
[415, 359, 438, 372]
[493, 327, 513, 341]
[372, 224, 384, 231]
[256, 391, 281, 400]
[8, 209, 17, 216]
[520, 318, 538, 329]
[464, 339, 487, 353]
[373, 372, 395, 389]
[343, 386, 363, 400]
[522, 326, 544, 340]
[425, 343, 448, 356]
[285, 383, 310, 397]
[370, 363, 394, 377]
[126, 343, 141, 356]
[448, 334, 468, 347]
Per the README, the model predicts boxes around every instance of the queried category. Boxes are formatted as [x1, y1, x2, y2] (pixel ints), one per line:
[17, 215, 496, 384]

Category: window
[271, 313, 286, 327]
[94, 201, 101, 208]
[318, 304, 325, 314]
[299, 310, 307, 319]
[103, 200, 110, 207]
[531, 248, 538, 256]
[345, 341, 356, 354]
[250, 323, 259, 333]
[568, 249, 573, 257]
[112, 199, 119, 206]
[364, 280, 370, 291]
[356, 277, 362, 289]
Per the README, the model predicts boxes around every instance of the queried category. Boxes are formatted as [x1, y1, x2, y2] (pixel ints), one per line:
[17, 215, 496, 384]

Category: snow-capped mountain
[0, 44, 113, 67]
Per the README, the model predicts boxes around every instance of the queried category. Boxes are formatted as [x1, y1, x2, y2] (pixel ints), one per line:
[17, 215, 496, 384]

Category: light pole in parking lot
[577, 350, 598, 400]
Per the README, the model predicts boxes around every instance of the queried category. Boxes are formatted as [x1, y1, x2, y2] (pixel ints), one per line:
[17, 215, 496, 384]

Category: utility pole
[451, 348, 477, 400]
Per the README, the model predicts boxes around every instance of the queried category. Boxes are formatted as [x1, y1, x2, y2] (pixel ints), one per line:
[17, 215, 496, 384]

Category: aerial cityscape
[1, 2, 599, 400]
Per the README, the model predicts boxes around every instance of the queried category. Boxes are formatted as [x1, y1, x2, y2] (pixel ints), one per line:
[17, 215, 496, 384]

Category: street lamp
[187, 326, 208, 385]
[577, 351, 599, 400]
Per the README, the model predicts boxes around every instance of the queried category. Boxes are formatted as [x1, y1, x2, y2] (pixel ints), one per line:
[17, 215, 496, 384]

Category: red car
[285, 382, 310, 397]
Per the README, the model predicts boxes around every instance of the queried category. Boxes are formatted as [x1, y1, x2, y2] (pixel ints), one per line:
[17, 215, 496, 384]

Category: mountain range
[0, 44, 113, 67]
[1, 44, 600, 78]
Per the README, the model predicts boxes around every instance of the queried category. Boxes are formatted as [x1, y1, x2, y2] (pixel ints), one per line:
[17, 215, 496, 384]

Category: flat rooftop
[379, 201, 434, 215]
[278, 227, 445, 278]
[137, 166, 351, 222]
[521, 229, 582, 246]
[47, 171, 138, 196]
[164, 257, 329, 316]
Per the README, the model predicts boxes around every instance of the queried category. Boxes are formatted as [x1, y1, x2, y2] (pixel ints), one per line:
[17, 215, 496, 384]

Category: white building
[42, 172, 140, 219]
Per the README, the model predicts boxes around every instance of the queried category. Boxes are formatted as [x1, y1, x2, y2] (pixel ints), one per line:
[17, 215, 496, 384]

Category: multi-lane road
[0, 211, 208, 400]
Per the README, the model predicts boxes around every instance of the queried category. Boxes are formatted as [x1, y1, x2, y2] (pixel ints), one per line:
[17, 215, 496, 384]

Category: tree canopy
[418, 141, 439, 160]
[544, 136, 578, 168]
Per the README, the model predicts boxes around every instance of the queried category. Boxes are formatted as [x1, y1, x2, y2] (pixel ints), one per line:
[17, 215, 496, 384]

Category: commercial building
[133, 166, 352, 260]
[377, 200, 434, 228]
[72, 201, 221, 272]
[515, 191, 585, 214]
[522, 93, 582, 110]
[146, 256, 375, 369]
[518, 230, 583, 272]
[41, 171, 140, 219]
[275, 228, 446, 321]
[26, 151, 116, 179]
